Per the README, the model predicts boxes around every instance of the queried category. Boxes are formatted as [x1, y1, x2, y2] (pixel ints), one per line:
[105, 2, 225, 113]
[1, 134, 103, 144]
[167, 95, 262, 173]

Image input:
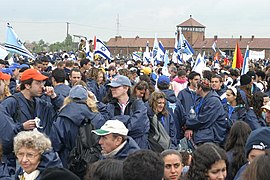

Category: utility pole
[116, 14, 120, 37]
[66, 22, 70, 38]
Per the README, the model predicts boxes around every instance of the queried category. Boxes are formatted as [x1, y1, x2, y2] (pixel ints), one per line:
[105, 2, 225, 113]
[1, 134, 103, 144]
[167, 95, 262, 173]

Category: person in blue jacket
[224, 87, 262, 131]
[1, 69, 64, 174]
[146, 91, 177, 149]
[211, 74, 228, 104]
[1, 68, 64, 136]
[185, 78, 227, 146]
[51, 68, 71, 98]
[50, 85, 107, 168]
[0, 143, 11, 179]
[157, 75, 186, 142]
[177, 71, 201, 116]
[234, 127, 270, 180]
[86, 68, 107, 102]
[13, 131, 63, 180]
[106, 75, 150, 149]
[92, 120, 140, 160]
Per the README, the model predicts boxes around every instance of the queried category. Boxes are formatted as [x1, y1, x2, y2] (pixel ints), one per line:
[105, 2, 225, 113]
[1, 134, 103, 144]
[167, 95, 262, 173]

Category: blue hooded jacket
[86, 79, 107, 102]
[186, 90, 227, 145]
[54, 84, 71, 98]
[50, 102, 106, 168]
[106, 97, 150, 149]
[146, 103, 178, 149]
[1, 92, 64, 136]
[161, 89, 186, 141]
[223, 104, 263, 131]
[15, 150, 63, 180]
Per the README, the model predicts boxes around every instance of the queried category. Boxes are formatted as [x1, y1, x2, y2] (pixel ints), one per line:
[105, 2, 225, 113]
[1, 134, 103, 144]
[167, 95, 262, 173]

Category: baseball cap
[0, 72, 11, 80]
[9, 63, 20, 70]
[245, 127, 270, 158]
[108, 75, 131, 87]
[69, 85, 88, 100]
[141, 67, 152, 75]
[157, 75, 170, 85]
[92, 120, 128, 136]
[1, 68, 13, 76]
[20, 69, 48, 82]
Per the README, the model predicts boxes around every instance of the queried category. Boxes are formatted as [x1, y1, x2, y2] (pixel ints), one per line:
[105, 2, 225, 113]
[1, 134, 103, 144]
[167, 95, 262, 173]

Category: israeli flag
[155, 41, 165, 65]
[151, 33, 159, 63]
[132, 52, 141, 61]
[94, 37, 112, 60]
[172, 31, 183, 64]
[241, 45, 249, 75]
[0, 45, 8, 59]
[143, 41, 151, 64]
[5, 23, 34, 59]
[212, 42, 217, 52]
[192, 53, 206, 76]
[219, 48, 226, 58]
[180, 31, 194, 55]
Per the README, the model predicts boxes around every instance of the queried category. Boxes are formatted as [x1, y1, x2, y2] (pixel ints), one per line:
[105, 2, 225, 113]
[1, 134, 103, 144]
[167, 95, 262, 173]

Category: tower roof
[177, 15, 205, 28]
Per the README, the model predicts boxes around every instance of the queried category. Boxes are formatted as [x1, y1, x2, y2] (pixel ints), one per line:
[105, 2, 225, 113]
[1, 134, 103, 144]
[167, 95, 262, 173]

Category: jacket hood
[162, 89, 177, 103]
[58, 102, 98, 126]
[38, 150, 63, 171]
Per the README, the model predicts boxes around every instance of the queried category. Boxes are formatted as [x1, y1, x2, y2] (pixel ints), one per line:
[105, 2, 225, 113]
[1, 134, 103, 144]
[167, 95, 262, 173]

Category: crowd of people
[0, 51, 269, 180]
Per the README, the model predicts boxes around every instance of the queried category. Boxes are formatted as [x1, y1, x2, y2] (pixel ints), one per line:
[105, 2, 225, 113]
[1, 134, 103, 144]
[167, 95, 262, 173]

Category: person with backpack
[50, 85, 107, 168]
[157, 75, 186, 142]
[92, 119, 140, 160]
[146, 91, 177, 152]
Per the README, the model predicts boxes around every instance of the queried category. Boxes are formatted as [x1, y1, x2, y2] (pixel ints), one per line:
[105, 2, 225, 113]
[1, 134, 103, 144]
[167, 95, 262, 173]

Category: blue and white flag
[192, 53, 206, 76]
[179, 30, 194, 55]
[212, 41, 217, 52]
[163, 50, 169, 68]
[5, 24, 34, 59]
[132, 51, 141, 61]
[94, 37, 112, 60]
[218, 48, 226, 58]
[241, 45, 249, 75]
[5, 23, 34, 59]
[155, 41, 165, 65]
[0, 45, 8, 59]
[151, 33, 159, 64]
[143, 41, 151, 64]
[172, 31, 183, 64]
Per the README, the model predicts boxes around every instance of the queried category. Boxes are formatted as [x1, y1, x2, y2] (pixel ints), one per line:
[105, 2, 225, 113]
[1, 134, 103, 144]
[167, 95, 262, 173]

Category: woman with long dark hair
[225, 121, 251, 180]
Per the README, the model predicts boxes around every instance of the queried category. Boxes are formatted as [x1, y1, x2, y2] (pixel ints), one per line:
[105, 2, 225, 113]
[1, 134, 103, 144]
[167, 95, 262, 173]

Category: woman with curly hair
[186, 143, 228, 180]
[86, 68, 107, 102]
[146, 91, 177, 151]
[225, 121, 251, 180]
[14, 131, 63, 179]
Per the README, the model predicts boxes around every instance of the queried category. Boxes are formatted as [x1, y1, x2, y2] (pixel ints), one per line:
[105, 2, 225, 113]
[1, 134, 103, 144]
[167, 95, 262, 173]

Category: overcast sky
[0, 0, 269, 44]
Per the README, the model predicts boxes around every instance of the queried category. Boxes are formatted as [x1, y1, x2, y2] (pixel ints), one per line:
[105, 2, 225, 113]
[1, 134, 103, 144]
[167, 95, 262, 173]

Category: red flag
[232, 42, 243, 68]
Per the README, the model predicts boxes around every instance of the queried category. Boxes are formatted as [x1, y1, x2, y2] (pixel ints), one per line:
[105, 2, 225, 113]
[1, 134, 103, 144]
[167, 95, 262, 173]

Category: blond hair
[14, 131, 52, 155]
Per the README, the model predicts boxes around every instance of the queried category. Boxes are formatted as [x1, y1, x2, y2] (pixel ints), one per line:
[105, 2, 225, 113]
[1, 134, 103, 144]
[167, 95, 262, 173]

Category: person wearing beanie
[234, 127, 270, 180]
